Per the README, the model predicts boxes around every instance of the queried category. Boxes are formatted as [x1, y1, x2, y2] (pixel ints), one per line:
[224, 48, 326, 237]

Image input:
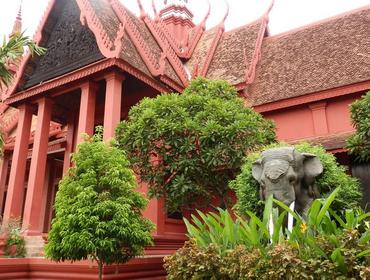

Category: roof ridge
[109, 0, 167, 77]
[244, 19, 268, 86]
[200, 26, 224, 77]
[244, 0, 274, 87]
[142, 17, 189, 85]
[184, 0, 211, 58]
[76, 0, 124, 58]
[159, 21, 182, 49]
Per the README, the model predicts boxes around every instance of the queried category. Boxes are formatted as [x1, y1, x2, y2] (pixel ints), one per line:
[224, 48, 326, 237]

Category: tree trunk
[98, 259, 103, 280]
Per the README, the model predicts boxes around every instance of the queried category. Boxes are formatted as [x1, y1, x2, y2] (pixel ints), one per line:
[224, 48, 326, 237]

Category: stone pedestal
[24, 235, 45, 258]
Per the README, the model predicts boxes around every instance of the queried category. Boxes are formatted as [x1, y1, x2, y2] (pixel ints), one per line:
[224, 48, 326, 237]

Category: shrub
[45, 131, 154, 280]
[347, 91, 370, 163]
[165, 191, 370, 279]
[164, 241, 223, 280]
[0, 218, 26, 258]
[230, 142, 362, 215]
[116, 78, 275, 212]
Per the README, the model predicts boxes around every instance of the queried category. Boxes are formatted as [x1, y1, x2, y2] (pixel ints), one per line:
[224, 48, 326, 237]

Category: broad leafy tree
[347, 91, 370, 163]
[116, 78, 276, 212]
[45, 132, 155, 280]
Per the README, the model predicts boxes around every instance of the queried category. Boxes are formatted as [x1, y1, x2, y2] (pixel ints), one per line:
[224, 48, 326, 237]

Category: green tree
[347, 91, 370, 163]
[230, 142, 362, 215]
[45, 132, 155, 280]
[116, 78, 276, 212]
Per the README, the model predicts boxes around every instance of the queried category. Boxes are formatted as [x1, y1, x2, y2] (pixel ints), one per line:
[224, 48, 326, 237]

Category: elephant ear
[302, 153, 323, 185]
[252, 158, 263, 182]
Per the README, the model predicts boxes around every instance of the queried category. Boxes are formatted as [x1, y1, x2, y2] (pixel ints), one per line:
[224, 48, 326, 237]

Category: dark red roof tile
[185, 27, 219, 76]
[248, 8, 370, 106]
[206, 21, 262, 85]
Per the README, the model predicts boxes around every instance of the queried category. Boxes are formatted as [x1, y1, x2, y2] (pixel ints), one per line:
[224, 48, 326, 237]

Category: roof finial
[200, 0, 211, 29]
[137, 0, 146, 19]
[264, 0, 275, 21]
[10, 0, 23, 36]
[152, 0, 159, 21]
[217, 0, 229, 30]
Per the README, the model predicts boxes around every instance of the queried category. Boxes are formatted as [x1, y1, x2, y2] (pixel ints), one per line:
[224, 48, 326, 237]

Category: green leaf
[330, 248, 346, 272]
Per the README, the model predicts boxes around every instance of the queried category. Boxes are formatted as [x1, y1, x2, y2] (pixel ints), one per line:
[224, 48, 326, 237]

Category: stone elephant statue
[252, 147, 323, 215]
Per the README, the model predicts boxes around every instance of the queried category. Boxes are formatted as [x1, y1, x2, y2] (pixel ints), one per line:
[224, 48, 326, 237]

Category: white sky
[0, 0, 369, 39]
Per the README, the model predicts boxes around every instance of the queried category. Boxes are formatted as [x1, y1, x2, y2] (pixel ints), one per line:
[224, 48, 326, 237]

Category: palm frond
[0, 32, 46, 89]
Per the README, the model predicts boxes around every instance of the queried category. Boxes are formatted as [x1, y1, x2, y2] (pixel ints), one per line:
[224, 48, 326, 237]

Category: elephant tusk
[269, 212, 274, 242]
[287, 201, 295, 234]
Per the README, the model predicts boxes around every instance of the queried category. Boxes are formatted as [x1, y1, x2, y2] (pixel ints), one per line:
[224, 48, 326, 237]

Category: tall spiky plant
[0, 32, 45, 90]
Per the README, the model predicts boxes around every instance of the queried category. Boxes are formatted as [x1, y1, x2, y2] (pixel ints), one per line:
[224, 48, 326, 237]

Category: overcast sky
[1, 0, 369, 39]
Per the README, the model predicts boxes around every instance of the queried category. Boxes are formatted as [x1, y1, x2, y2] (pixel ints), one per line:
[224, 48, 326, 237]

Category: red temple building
[0, 0, 369, 278]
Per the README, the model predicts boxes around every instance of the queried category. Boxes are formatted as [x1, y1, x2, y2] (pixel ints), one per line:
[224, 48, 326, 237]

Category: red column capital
[104, 72, 126, 83]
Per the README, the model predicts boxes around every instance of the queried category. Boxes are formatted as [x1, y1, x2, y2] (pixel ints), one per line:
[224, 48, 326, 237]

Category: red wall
[262, 95, 360, 142]
[264, 105, 314, 141]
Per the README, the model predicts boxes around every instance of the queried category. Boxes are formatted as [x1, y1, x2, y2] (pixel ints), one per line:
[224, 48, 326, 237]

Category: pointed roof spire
[10, 0, 23, 37]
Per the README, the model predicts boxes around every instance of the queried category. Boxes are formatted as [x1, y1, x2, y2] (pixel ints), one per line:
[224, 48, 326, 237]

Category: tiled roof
[89, 0, 120, 41]
[206, 20, 263, 85]
[248, 7, 370, 106]
[119, 31, 151, 77]
[3, 0, 369, 107]
[90, 0, 186, 85]
[185, 27, 219, 76]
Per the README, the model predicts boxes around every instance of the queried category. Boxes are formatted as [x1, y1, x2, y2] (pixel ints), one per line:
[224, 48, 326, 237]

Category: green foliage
[164, 241, 223, 280]
[230, 142, 362, 215]
[347, 91, 370, 163]
[0, 32, 46, 89]
[165, 191, 370, 279]
[45, 132, 154, 279]
[116, 78, 276, 212]
[0, 218, 26, 258]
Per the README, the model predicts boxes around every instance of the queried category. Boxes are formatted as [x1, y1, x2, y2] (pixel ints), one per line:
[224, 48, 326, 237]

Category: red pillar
[22, 97, 53, 235]
[139, 182, 165, 235]
[309, 102, 329, 136]
[76, 82, 97, 144]
[63, 112, 76, 175]
[103, 72, 124, 141]
[0, 155, 10, 212]
[3, 104, 32, 224]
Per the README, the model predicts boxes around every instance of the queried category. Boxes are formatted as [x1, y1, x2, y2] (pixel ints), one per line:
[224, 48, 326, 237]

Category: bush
[45, 132, 154, 280]
[116, 78, 275, 212]
[230, 142, 362, 215]
[0, 218, 26, 258]
[347, 91, 370, 163]
[165, 191, 370, 279]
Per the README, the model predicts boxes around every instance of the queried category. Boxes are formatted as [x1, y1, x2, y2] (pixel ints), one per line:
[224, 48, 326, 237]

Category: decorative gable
[21, 0, 103, 90]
